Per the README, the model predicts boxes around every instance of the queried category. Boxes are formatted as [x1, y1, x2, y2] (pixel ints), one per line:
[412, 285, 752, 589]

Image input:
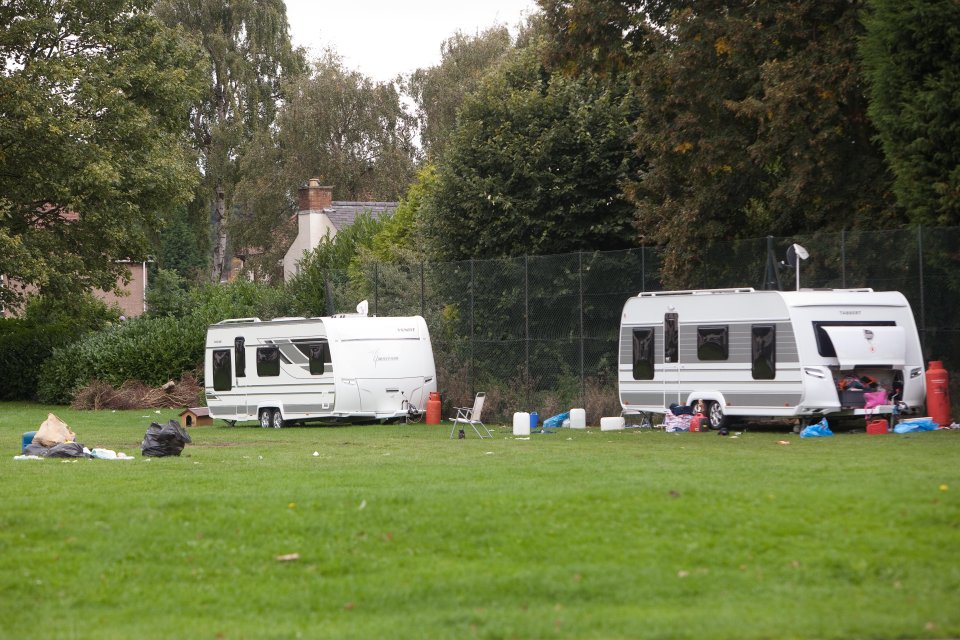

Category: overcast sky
[283, 0, 538, 82]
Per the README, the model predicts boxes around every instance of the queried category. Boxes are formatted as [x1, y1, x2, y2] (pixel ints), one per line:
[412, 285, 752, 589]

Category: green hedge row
[0, 320, 84, 401]
[36, 316, 208, 404]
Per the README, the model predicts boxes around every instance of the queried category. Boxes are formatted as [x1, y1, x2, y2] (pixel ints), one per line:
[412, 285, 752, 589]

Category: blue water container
[21, 431, 37, 454]
[530, 412, 538, 429]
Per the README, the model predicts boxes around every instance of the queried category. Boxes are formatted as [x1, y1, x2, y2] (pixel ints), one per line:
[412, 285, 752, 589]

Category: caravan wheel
[259, 409, 272, 429]
[707, 401, 729, 430]
[271, 409, 285, 429]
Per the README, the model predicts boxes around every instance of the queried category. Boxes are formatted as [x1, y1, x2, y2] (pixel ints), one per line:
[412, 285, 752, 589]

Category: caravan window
[697, 326, 728, 361]
[257, 346, 281, 377]
[632, 328, 655, 380]
[308, 342, 330, 375]
[234, 337, 245, 377]
[813, 320, 895, 357]
[212, 349, 232, 391]
[752, 325, 776, 380]
[664, 313, 678, 363]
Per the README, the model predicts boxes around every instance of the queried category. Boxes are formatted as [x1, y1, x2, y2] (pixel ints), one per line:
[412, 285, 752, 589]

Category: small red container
[866, 419, 889, 435]
[689, 414, 705, 432]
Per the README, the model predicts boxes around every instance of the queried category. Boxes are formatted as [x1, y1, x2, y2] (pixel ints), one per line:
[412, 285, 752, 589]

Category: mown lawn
[0, 402, 958, 639]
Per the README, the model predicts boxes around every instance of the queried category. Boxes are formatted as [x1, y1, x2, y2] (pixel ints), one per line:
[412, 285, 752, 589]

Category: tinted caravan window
[632, 328, 655, 380]
[234, 337, 245, 377]
[308, 342, 329, 375]
[697, 325, 728, 361]
[752, 324, 776, 380]
[257, 346, 281, 377]
[664, 313, 679, 363]
[212, 349, 232, 391]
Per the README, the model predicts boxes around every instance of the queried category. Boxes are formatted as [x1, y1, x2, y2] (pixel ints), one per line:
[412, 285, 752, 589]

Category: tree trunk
[210, 182, 228, 283]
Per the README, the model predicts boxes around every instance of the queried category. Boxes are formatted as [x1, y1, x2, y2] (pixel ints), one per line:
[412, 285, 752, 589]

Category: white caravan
[204, 315, 437, 427]
[618, 288, 926, 429]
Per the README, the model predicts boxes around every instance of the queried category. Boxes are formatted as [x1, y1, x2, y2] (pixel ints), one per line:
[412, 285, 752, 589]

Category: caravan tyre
[259, 409, 272, 429]
[271, 409, 284, 429]
[707, 401, 729, 430]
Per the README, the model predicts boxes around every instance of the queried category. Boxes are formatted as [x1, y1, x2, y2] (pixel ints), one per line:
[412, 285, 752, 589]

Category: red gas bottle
[426, 391, 442, 425]
[925, 360, 951, 427]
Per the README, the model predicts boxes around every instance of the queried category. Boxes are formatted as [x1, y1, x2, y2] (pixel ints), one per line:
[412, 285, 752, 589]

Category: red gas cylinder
[426, 391, 441, 425]
[925, 360, 951, 427]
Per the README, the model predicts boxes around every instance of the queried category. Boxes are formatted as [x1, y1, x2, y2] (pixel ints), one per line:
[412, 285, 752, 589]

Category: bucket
[21, 431, 36, 454]
[529, 412, 538, 429]
[513, 412, 531, 436]
[570, 408, 586, 429]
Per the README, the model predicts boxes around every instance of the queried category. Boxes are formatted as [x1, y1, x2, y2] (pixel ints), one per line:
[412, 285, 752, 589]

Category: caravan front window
[632, 328, 655, 380]
[257, 346, 280, 377]
[212, 349, 232, 391]
[752, 325, 776, 380]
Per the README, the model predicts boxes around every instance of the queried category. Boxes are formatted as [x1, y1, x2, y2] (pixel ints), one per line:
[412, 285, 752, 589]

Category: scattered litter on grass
[566, 438, 572, 441]
[777, 440, 791, 446]
[288, 502, 296, 509]
[275, 553, 299, 562]
[485, 451, 494, 455]
[155, 410, 161, 414]
[312, 451, 319, 457]
[800, 419, 833, 438]
[13, 455, 43, 461]
[677, 570, 689, 578]
[258, 455, 263, 460]
[358, 500, 366, 511]
[514, 437, 530, 441]
[940, 484, 949, 492]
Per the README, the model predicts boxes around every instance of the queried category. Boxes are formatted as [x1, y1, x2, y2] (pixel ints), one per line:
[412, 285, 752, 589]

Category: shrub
[0, 319, 84, 400]
[37, 315, 207, 404]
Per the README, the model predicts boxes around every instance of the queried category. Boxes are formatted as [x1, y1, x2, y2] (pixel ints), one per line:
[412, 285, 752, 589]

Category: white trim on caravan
[204, 315, 437, 427]
[618, 288, 926, 429]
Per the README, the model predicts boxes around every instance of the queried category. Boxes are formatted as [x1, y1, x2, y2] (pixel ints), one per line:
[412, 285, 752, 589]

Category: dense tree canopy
[154, 0, 305, 282]
[862, 0, 960, 225]
[0, 0, 205, 310]
[420, 45, 642, 262]
[231, 52, 418, 278]
[407, 26, 513, 159]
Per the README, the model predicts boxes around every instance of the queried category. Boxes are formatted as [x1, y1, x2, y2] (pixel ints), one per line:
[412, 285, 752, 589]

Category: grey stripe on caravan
[621, 391, 803, 407]
[619, 321, 798, 365]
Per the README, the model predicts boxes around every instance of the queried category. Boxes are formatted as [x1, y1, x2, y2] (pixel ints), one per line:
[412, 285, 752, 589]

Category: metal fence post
[918, 225, 926, 351]
[470, 258, 474, 394]
[420, 260, 425, 318]
[525, 255, 530, 408]
[579, 251, 585, 406]
[373, 262, 379, 316]
[841, 228, 846, 288]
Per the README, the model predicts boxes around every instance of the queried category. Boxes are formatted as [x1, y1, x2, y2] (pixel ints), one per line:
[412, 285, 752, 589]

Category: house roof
[326, 201, 397, 231]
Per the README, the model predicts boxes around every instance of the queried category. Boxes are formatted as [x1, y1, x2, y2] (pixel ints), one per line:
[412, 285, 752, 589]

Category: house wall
[283, 180, 335, 281]
[1, 262, 147, 318]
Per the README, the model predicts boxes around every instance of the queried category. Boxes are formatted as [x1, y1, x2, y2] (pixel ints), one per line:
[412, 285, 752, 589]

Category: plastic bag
[141, 420, 192, 457]
[664, 412, 692, 432]
[800, 418, 834, 438]
[33, 413, 76, 447]
[44, 442, 88, 458]
[543, 412, 569, 429]
[893, 418, 939, 434]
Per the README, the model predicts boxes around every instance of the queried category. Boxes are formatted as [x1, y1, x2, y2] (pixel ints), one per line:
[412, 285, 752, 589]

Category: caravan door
[663, 312, 682, 407]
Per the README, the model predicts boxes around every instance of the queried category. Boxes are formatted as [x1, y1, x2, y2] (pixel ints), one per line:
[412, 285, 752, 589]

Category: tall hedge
[36, 315, 207, 404]
[0, 320, 83, 400]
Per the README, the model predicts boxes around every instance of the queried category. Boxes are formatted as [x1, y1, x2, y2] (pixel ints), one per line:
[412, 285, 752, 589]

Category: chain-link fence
[328, 226, 960, 422]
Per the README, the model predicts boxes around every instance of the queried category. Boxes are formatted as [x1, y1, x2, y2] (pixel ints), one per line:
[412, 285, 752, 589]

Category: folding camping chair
[449, 392, 493, 439]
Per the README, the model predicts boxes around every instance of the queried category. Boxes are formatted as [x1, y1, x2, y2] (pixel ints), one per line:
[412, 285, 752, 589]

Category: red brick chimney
[298, 178, 333, 211]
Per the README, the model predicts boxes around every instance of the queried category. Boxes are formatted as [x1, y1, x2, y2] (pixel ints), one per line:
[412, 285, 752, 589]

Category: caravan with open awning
[618, 288, 926, 429]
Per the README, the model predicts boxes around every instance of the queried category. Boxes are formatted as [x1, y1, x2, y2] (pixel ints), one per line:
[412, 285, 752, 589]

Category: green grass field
[1, 402, 958, 639]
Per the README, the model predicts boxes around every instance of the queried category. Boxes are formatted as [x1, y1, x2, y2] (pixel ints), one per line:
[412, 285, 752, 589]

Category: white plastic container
[600, 416, 625, 431]
[513, 412, 531, 436]
[570, 408, 586, 429]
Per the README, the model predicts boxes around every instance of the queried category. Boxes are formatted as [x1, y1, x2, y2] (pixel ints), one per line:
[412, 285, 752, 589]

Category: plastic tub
[570, 408, 586, 429]
[600, 417, 625, 431]
[513, 412, 531, 436]
[530, 412, 538, 429]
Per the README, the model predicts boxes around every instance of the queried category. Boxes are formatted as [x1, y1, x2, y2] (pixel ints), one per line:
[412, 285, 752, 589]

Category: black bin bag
[141, 420, 192, 457]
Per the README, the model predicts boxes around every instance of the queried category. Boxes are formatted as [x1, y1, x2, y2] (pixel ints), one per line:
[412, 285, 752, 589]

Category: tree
[230, 52, 418, 276]
[861, 0, 960, 225]
[407, 26, 513, 159]
[154, 0, 305, 283]
[0, 0, 205, 311]
[419, 45, 642, 262]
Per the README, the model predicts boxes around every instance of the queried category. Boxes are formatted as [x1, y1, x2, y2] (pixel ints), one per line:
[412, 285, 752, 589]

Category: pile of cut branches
[71, 373, 203, 410]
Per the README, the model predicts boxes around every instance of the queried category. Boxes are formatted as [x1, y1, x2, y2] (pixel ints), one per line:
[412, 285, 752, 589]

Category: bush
[37, 315, 207, 404]
[0, 319, 84, 400]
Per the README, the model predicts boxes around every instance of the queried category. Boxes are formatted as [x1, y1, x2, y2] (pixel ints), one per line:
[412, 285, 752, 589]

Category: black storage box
[839, 389, 866, 408]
